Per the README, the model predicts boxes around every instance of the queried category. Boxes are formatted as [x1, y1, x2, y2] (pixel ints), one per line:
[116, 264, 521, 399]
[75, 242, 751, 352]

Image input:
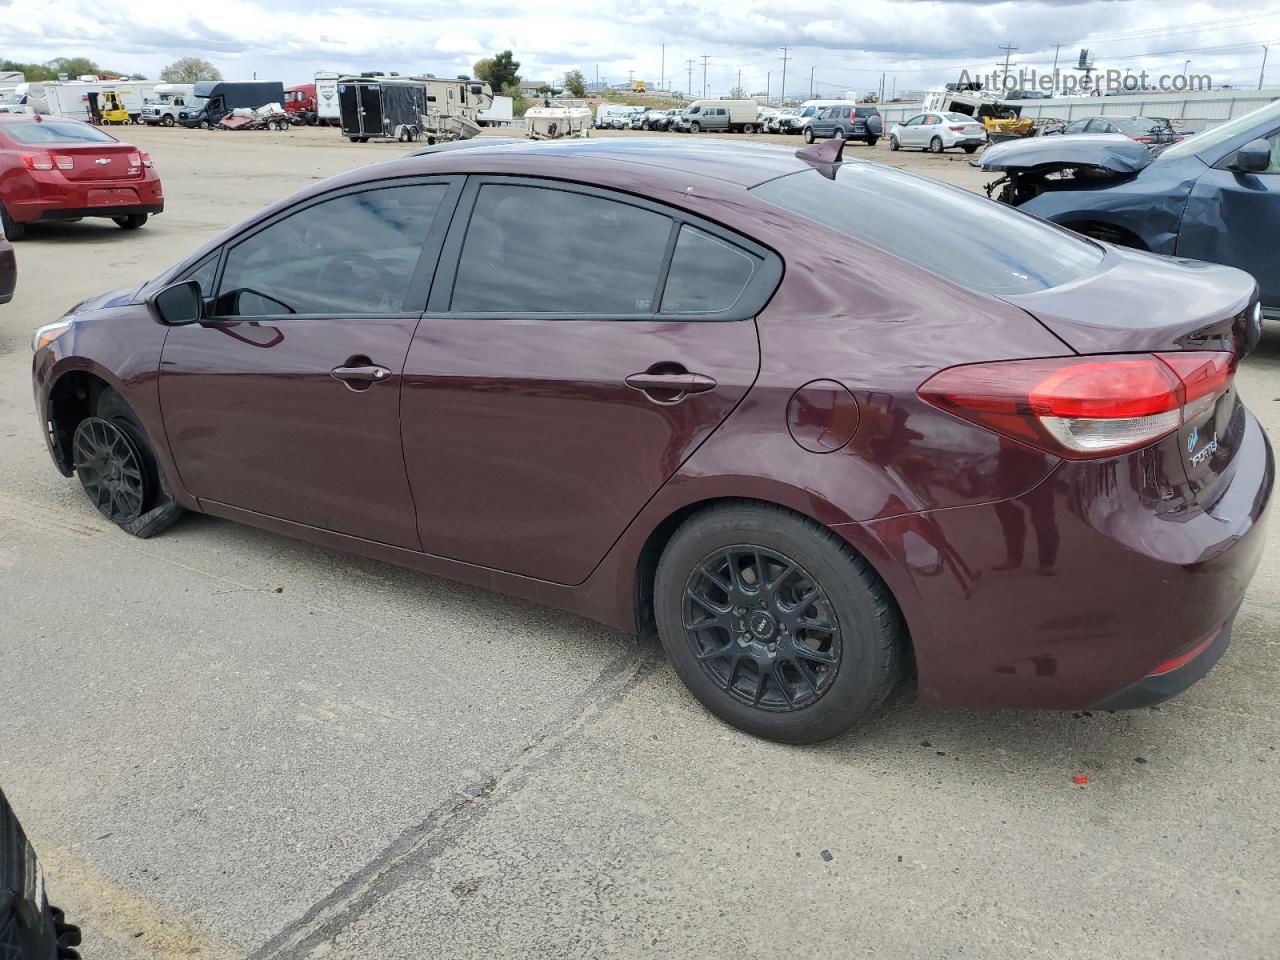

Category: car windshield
[1158, 99, 1280, 160]
[3, 120, 116, 145]
[752, 164, 1104, 295]
[186, 97, 209, 110]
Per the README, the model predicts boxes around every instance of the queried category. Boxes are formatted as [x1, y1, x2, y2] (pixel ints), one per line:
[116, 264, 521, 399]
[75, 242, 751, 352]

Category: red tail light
[139, 151, 154, 168]
[949, 125, 966, 132]
[919, 352, 1234, 458]
[53, 155, 74, 170]
[21, 153, 54, 171]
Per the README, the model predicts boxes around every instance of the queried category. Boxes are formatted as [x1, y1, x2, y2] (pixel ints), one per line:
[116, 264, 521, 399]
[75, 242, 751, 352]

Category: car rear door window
[216, 184, 447, 317]
[661, 226, 757, 314]
[450, 184, 672, 314]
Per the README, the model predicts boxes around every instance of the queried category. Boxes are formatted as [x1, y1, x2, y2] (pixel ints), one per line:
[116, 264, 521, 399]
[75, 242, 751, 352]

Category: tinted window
[217, 184, 445, 317]
[1160, 99, 1280, 160]
[944, 113, 975, 123]
[753, 166, 1104, 295]
[4, 120, 116, 145]
[661, 226, 757, 314]
[855, 107, 879, 117]
[452, 184, 671, 314]
[184, 256, 218, 296]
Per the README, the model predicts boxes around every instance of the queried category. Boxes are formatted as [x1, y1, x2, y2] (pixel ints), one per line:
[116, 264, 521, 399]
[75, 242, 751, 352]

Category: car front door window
[216, 185, 446, 317]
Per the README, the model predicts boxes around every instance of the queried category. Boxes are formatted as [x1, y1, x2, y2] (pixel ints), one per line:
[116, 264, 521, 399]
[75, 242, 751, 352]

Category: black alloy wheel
[72, 417, 147, 524]
[682, 546, 842, 711]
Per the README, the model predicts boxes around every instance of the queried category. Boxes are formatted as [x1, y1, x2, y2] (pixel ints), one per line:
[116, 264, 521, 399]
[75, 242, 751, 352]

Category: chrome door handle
[624, 372, 718, 396]
[330, 362, 392, 390]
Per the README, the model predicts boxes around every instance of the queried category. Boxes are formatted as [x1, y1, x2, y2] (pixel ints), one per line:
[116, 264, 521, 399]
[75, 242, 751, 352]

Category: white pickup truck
[140, 84, 196, 126]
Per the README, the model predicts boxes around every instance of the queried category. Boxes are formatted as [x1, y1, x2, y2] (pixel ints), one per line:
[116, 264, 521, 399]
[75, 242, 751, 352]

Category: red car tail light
[21, 153, 54, 171]
[919, 352, 1235, 458]
[139, 151, 154, 168]
[949, 125, 966, 132]
[53, 155, 74, 170]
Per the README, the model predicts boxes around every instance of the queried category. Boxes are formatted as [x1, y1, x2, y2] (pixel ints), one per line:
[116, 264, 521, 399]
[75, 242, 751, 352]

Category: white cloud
[0, 0, 1274, 94]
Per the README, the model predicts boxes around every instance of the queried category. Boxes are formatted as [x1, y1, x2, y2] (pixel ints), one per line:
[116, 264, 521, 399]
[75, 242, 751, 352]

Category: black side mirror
[148, 280, 202, 325]
[1232, 138, 1274, 173]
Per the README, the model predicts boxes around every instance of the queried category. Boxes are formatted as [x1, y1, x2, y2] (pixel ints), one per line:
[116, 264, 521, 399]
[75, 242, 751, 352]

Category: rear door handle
[330, 361, 392, 390]
[624, 371, 718, 401]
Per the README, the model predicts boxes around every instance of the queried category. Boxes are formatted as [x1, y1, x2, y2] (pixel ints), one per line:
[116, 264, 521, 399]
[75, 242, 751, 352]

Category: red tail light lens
[919, 353, 1234, 458]
[139, 151, 154, 168]
[21, 153, 54, 171]
[949, 125, 966, 131]
[53, 155, 74, 170]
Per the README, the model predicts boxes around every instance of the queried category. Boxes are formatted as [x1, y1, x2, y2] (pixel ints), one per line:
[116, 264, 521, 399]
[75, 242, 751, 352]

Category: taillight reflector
[919, 352, 1234, 458]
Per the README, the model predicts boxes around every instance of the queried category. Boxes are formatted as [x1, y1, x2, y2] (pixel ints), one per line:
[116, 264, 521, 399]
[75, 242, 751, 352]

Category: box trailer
[314, 72, 341, 124]
[31, 80, 160, 122]
[338, 76, 429, 142]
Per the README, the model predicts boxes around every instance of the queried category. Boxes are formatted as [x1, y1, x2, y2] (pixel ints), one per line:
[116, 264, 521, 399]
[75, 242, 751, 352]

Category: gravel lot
[1, 125, 1277, 960]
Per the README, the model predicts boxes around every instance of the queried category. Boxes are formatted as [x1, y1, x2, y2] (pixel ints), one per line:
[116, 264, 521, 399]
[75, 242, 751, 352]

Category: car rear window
[944, 113, 978, 123]
[3, 120, 117, 145]
[854, 107, 879, 117]
[752, 164, 1104, 295]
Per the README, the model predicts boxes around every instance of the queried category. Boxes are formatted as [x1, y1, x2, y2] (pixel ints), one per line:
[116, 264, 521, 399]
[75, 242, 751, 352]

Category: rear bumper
[35, 203, 163, 221]
[841, 407, 1273, 711]
[1094, 618, 1234, 710]
[8, 176, 165, 223]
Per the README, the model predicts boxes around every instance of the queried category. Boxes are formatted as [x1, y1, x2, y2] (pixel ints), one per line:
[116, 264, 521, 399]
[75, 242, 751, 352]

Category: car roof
[401, 136, 824, 188]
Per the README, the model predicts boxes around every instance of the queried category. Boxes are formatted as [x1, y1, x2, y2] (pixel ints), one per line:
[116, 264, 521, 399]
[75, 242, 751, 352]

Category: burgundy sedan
[31, 138, 1271, 743]
[0, 115, 163, 240]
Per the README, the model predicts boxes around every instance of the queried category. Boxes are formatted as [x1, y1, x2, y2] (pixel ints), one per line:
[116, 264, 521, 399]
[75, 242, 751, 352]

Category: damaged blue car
[980, 100, 1280, 319]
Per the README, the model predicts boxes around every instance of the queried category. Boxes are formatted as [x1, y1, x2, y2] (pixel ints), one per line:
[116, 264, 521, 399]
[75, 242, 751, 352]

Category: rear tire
[866, 136, 879, 147]
[929, 136, 944, 153]
[75, 389, 183, 538]
[654, 502, 904, 744]
[743, 123, 755, 134]
[0, 204, 25, 241]
[963, 144, 979, 154]
[113, 214, 147, 230]
[835, 127, 846, 140]
[803, 126, 815, 144]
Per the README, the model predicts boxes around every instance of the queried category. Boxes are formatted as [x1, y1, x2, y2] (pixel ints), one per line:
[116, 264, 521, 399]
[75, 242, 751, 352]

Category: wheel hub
[683, 545, 842, 712]
[72, 417, 147, 525]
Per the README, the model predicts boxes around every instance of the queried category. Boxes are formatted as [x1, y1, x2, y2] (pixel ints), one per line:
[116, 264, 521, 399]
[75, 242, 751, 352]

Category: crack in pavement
[248, 642, 665, 960]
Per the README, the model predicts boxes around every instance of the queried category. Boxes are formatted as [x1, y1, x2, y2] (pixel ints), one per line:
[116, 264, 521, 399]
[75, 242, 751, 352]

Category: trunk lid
[1003, 244, 1262, 509]
[54, 142, 145, 182]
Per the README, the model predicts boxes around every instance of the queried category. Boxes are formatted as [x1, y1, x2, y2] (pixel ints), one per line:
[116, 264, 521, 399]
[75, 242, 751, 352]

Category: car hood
[1002, 244, 1260, 356]
[66, 283, 146, 317]
[977, 133, 1153, 175]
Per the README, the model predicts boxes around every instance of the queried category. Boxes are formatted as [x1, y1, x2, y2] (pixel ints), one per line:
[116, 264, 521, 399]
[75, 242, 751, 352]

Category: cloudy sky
[1, 0, 1277, 98]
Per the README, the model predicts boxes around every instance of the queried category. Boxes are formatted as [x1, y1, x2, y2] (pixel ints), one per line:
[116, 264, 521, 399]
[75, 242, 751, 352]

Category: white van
[677, 99, 759, 133]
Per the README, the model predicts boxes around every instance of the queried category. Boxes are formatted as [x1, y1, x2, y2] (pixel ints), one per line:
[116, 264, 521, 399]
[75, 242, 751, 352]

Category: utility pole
[879, 72, 885, 104]
[809, 64, 816, 98]
[595, 64, 599, 92]
[701, 54, 709, 98]
[686, 58, 695, 98]
[628, 69, 635, 90]
[1261, 45, 1270, 90]
[779, 46, 791, 104]
[737, 68, 742, 96]
[891, 76, 896, 99]
[998, 43, 1017, 91]
[661, 44, 665, 92]
[766, 71, 771, 104]
[1050, 43, 1062, 94]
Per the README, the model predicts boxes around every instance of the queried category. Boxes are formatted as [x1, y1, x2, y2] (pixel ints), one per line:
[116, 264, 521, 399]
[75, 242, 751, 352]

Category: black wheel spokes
[73, 418, 146, 524]
[682, 546, 842, 713]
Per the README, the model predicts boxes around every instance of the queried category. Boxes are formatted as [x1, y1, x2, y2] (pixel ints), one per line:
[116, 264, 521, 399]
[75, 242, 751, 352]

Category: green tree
[48, 56, 99, 78]
[0, 60, 57, 81]
[160, 57, 222, 83]
[473, 50, 520, 91]
[728, 85, 749, 100]
[562, 69, 586, 97]
[501, 81, 529, 117]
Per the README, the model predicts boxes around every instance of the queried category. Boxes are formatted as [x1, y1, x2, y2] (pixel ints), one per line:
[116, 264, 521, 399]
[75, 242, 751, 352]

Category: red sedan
[0, 115, 163, 240]
[29, 138, 1271, 743]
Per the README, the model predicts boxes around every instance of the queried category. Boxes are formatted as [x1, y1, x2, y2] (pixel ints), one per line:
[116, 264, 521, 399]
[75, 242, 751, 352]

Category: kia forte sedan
[31, 137, 1272, 743]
